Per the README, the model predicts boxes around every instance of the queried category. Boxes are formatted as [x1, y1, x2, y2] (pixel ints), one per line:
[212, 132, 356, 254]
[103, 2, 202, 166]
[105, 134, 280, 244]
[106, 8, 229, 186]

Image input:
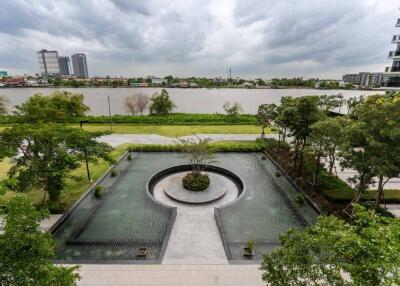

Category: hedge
[127, 140, 265, 152]
[0, 113, 257, 125]
[320, 173, 400, 204]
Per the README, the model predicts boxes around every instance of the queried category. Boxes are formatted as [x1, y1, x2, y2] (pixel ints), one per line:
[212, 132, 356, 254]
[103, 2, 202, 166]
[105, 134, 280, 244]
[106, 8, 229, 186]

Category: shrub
[275, 171, 282, 177]
[182, 172, 210, 192]
[264, 138, 291, 152]
[261, 156, 267, 160]
[127, 140, 265, 153]
[110, 169, 118, 177]
[94, 186, 105, 199]
[295, 194, 305, 205]
[127, 154, 132, 161]
[246, 240, 255, 252]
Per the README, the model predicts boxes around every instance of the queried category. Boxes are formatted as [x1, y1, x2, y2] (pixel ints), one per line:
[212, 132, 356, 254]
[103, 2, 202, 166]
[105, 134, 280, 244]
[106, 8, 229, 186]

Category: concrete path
[97, 133, 277, 147]
[153, 173, 239, 265]
[0, 214, 62, 234]
[76, 264, 264, 286]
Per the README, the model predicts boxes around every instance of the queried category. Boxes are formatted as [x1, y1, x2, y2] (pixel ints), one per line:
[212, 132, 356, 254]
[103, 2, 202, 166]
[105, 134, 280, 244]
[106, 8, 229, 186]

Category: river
[0, 88, 384, 115]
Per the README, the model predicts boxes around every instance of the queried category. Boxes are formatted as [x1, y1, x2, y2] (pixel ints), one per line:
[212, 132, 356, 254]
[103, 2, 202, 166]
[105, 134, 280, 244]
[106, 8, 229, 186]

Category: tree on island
[0, 196, 80, 285]
[177, 136, 216, 192]
[149, 89, 176, 115]
[256, 104, 277, 139]
[261, 205, 400, 286]
[0, 124, 113, 210]
[14, 91, 90, 122]
[0, 95, 10, 115]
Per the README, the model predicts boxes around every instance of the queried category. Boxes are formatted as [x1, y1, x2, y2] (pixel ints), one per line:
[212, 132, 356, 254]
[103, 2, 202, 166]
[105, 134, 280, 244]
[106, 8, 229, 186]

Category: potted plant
[243, 240, 255, 258]
[94, 186, 105, 199]
[137, 247, 148, 258]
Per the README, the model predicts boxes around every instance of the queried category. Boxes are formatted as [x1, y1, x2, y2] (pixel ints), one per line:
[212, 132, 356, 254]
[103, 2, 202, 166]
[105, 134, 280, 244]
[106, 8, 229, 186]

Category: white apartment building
[37, 49, 60, 76]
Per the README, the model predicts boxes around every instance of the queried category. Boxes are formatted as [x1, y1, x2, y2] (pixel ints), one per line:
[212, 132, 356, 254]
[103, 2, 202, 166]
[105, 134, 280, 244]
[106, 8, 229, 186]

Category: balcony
[396, 18, 400, 27]
[388, 51, 400, 59]
[385, 66, 400, 73]
[392, 35, 400, 43]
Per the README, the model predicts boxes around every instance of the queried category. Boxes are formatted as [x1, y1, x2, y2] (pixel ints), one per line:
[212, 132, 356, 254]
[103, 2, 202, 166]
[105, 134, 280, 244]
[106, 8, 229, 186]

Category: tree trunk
[261, 127, 265, 139]
[312, 145, 323, 188]
[328, 145, 337, 174]
[297, 138, 307, 177]
[375, 175, 384, 211]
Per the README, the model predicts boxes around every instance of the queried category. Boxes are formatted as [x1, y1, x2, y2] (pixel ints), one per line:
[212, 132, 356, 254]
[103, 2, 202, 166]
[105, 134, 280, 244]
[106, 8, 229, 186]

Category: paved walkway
[153, 173, 238, 264]
[76, 264, 264, 286]
[97, 133, 274, 147]
[0, 214, 62, 234]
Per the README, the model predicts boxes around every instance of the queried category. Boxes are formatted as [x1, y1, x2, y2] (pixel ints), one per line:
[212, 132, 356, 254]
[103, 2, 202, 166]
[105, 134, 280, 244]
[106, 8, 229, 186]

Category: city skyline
[0, 0, 398, 78]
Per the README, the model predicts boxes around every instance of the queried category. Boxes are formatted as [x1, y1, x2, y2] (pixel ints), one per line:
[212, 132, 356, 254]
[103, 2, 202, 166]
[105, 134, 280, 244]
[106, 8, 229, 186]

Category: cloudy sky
[0, 0, 398, 78]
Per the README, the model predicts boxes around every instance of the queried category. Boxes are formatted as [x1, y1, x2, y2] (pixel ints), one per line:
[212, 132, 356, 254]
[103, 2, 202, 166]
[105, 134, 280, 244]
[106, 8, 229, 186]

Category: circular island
[163, 172, 228, 204]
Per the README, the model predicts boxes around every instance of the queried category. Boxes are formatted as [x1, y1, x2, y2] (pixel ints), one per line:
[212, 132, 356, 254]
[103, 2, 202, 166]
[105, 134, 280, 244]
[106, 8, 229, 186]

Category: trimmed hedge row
[0, 113, 257, 125]
[127, 140, 265, 152]
[320, 171, 400, 204]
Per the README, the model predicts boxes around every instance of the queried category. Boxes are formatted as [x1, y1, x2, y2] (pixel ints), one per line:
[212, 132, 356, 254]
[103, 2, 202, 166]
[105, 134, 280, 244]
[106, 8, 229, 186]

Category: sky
[0, 0, 398, 79]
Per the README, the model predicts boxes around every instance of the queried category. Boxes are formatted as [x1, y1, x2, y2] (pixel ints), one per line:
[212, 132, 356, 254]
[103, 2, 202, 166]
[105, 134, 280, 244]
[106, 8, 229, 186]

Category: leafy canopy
[149, 89, 176, 115]
[0, 196, 80, 286]
[14, 91, 90, 122]
[0, 124, 113, 206]
[261, 205, 400, 286]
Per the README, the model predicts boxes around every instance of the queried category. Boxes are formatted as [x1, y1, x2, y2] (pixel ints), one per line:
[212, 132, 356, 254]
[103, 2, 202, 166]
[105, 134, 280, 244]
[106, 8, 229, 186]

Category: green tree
[149, 89, 176, 115]
[0, 196, 80, 285]
[309, 117, 346, 186]
[281, 96, 324, 176]
[0, 124, 113, 207]
[261, 205, 400, 286]
[0, 95, 10, 115]
[256, 104, 277, 139]
[339, 121, 376, 210]
[351, 94, 400, 210]
[14, 91, 90, 122]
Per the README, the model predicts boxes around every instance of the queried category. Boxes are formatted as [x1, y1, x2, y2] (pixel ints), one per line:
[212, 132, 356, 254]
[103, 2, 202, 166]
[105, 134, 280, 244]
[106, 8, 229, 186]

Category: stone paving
[97, 133, 273, 147]
[0, 214, 62, 234]
[153, 173, 239, 265]
[76, 264, 264, 286]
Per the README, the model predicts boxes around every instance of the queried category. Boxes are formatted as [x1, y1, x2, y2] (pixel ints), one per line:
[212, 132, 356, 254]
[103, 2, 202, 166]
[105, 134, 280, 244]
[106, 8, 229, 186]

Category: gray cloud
[0, 0, 397, 78]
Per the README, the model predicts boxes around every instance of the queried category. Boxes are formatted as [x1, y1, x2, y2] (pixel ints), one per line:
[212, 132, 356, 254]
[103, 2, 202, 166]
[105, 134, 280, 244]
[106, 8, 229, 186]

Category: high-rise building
[58, 56, 71, 76]
[37, 49, 60, 77]
[71, 53, 89, 78]
[384, 14, 400, 87]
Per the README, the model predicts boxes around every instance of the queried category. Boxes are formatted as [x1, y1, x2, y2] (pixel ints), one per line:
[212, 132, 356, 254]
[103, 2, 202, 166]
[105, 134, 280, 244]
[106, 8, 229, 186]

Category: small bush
[275, 171, 282, 177]
[127, 154, 132, 161]
[94, 186, 105, 199]
[110, 169, 118, 177]
[183, 172, 210, 192]
[261, 156, 267, 160]
[246, 240, 255, 252]
[295, 194, 305, 205]
[264, 138, 291, 152]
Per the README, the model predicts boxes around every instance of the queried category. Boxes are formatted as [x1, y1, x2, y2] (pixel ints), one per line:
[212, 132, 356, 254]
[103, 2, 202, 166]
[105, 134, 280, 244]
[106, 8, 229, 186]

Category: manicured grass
[76, 124, 264, 137]
[0, 124, 267, 137]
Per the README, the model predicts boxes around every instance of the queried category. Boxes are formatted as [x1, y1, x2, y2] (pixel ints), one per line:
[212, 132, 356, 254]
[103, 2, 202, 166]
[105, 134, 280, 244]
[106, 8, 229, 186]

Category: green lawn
[0, 145, 128, 210]
[77, 124, 264, 136]
[0, 124, 266, 137]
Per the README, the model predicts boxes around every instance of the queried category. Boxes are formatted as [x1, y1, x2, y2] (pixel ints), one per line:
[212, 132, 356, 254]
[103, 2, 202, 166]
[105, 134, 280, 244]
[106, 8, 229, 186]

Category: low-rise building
[0, 71, 8, 78]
